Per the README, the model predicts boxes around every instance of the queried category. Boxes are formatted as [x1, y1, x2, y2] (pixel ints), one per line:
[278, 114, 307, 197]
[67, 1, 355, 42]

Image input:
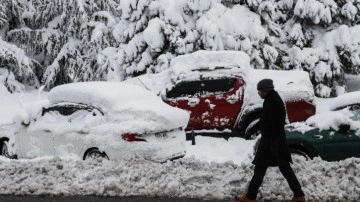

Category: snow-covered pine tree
[1, 0, 360, 97]
[0, 37, 40, 92]
[223, 0, 350, 97]
[0, 0, 41, 92]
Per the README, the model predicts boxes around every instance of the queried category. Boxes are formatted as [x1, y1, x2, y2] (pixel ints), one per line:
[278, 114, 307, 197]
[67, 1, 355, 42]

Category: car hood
[110, 100, 190, 132]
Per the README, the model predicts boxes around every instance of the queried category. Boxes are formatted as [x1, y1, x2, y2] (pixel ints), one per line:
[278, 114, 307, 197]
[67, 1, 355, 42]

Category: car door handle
[43, 129, 51, 133]
[187, 99, 199, 107]
[227, 97, 237, 101]
[312, 135, 323, 139]
[188, 100, 198, 104]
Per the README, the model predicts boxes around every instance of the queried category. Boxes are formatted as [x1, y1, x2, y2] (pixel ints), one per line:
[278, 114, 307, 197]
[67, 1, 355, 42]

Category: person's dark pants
[246, 164, 304, 200]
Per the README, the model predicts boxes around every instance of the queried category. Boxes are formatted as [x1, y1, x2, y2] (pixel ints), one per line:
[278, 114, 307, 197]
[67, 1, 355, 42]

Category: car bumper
[105, 129, 187, 163]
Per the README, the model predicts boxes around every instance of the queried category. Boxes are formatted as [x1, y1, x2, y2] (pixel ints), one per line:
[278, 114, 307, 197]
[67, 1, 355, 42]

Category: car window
[201, 78, 237, 95]
[41, 104, 103, 123]
[349, 104, 360, 111]
[43, 106, 79, 116]
[166, 81, 203, 98]
[166, 78, 237, 98]
[335, 104, 360, 111]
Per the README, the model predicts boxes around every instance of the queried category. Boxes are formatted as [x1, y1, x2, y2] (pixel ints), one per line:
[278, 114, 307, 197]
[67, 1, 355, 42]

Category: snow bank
[184, 136, 256, 165]
[0, 156, 359, 201]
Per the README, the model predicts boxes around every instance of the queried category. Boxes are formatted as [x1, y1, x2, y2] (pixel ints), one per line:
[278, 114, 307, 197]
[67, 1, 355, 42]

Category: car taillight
[122, 133, 146, 142]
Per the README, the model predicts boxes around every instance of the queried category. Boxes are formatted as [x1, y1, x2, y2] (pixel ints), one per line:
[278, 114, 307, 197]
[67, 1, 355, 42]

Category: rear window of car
[201, 78, 237, 94]
[42, 104, 103, 117]
[166, 80, 203, 98]
[166, 78, 237, 98]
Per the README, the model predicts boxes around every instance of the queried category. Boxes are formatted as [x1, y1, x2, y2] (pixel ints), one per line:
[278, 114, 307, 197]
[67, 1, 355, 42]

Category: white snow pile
[0, 156, 359, 201]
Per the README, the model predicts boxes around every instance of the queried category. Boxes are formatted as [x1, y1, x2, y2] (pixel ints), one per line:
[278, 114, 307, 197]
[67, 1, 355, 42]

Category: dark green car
[285, 104, 360, 161]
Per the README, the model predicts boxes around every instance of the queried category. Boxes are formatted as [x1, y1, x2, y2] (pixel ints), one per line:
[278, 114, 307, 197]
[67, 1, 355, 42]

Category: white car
[0, 82, 190, 163]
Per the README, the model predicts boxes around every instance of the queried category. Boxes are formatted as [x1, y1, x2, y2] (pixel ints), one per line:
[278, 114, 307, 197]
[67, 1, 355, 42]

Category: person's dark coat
[252, 90, 292, 166]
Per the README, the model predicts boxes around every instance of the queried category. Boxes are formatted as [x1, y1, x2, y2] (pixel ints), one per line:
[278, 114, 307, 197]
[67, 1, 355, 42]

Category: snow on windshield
[328, 91, 360, 110]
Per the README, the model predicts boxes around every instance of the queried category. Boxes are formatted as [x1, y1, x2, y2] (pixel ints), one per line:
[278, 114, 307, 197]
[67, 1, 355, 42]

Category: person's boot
[234, 194, 256, 202]
[287, 195, 306, 202]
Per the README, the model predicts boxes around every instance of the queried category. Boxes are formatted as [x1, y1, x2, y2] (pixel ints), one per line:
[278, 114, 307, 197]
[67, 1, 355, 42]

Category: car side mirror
[338, 124, 350, 134]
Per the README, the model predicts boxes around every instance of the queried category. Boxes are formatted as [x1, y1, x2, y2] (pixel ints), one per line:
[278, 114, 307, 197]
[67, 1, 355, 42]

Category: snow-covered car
[125, 50, 316, 139]
[0, 82, 190, 163]
[285, 92, 360, 161]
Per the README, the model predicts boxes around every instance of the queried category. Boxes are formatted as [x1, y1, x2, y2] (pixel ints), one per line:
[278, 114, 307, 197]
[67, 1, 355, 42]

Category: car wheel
[245, 118, 261, 140]
[0, 140, 11, 158]
[84, 148, 109, 160]
[290, 148, 311, 161]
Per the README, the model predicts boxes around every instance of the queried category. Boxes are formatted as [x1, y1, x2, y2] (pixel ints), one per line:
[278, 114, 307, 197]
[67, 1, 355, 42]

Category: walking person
[235, 79, 306, 202]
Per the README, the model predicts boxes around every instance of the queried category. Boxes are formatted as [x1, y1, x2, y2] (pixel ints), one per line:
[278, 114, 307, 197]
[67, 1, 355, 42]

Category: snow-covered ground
[0, 83, 360, 201]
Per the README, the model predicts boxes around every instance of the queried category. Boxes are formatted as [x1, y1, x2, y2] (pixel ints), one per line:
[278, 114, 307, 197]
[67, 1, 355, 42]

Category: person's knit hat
[257, 79, 274, 92]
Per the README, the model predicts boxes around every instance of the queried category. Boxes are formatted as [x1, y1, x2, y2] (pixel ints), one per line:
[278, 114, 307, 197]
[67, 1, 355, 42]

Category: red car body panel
[165, 77, 245, 131]
[285, 100, 316, 123]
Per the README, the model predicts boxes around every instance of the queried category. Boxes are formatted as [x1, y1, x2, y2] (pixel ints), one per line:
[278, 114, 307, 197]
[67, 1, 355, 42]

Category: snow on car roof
[125, 51, 315, 104]
[243, 69, 315, 106]
[328, 91, 360, 110]
[48, 82, 160, 110]
[170, 50, 251, 77]
[124, 51, 251, 94]
[246, 69, 314, 94]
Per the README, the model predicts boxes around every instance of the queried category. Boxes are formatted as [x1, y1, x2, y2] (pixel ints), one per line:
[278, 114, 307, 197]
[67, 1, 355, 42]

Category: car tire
[245, 118, 261, 140]
[0, 140, 11, 158]
[290, 148, 311, 161]
[84, 148, 109, 160]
